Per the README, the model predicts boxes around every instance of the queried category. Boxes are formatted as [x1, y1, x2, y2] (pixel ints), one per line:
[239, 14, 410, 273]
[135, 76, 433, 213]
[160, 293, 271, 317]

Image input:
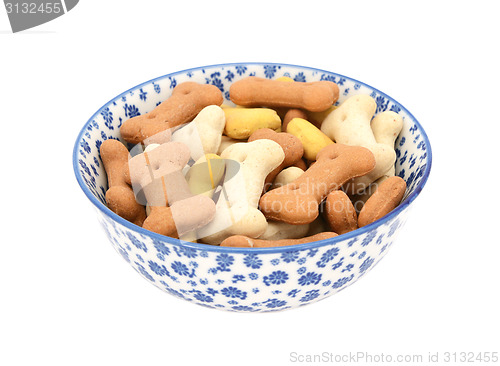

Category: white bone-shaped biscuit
[321, 95, 396, 194]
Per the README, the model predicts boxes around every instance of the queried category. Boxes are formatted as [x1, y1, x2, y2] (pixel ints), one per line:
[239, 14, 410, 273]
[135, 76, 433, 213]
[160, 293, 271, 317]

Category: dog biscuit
[230, 76, 339, 112]
[120, 82, 223, 144]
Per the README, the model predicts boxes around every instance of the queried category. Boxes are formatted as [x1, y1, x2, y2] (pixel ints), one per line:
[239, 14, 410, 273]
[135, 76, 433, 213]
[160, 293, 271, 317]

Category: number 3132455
[5, 2, 62, 14]
[444, 352, 498, 363]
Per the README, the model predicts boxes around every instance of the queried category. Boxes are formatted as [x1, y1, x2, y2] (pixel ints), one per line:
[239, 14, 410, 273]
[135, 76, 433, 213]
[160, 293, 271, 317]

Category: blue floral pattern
[243, 253, 262, 269]
[74, 63, 431, 312]
[263, 271, 289, 286]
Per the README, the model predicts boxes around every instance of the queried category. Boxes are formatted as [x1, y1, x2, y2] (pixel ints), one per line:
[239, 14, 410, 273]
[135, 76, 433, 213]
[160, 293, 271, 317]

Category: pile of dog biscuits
[100, 76, 406, 248]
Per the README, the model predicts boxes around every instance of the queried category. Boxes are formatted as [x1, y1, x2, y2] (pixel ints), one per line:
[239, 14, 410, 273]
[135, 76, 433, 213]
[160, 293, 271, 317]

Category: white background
[1, 1, 499, 365]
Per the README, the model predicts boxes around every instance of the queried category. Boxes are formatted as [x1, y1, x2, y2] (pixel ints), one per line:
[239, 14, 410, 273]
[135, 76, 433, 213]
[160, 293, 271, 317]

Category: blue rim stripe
[72, 62, 432, 254]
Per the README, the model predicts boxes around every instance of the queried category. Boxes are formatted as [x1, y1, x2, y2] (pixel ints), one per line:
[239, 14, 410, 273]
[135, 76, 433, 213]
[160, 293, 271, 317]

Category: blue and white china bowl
[73, 63, 432, 312]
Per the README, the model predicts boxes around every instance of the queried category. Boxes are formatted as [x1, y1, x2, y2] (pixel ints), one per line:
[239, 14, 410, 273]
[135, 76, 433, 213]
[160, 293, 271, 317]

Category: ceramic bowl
[73, 63, 431, 312]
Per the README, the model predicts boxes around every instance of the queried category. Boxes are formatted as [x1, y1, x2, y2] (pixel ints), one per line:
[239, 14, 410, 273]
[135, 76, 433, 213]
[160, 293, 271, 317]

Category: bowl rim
[73, 62, 432, 254]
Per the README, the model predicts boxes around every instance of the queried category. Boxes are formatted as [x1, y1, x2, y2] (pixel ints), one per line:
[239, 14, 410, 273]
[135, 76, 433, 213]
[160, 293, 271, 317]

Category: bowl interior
[73, 63, 431, 251]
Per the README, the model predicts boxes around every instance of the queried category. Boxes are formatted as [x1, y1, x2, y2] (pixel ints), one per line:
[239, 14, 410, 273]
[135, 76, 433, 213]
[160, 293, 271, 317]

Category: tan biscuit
[220, 232, 338, 248]
[248, 128, 304, 191]
[324, 190, 358, 235]
[140, 206, 178, 237]
[282, 108, 308, 131]
[259, 144, 375, 225]
[127, 142, 216, 237]
[358, 176, 406, 227]
[229, 76, 339, 112]
[100, 139, 146, 226]
[101, 139, 130, 188]
[120, 82, 223, 144]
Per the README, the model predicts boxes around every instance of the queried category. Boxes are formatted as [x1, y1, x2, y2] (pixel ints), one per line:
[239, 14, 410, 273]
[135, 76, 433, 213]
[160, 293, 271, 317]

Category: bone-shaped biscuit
[321, 94, 397, 194]
[120, 82, 223, 144]
[100, 139, 146, 226]
[171, 105, 225, 161]
[259, 144, 375, 225]
[371, 110, 404, 178]
[223, 107, 281, 140]
[220, 232, 338, 248]
[349, 110, 405, 211]
[229, 76, 339, 112]
[199, 139, 284, 244]
[260, 166, 311, 241]
[127, 141, 216, 237]
[286, 117, 334, 161]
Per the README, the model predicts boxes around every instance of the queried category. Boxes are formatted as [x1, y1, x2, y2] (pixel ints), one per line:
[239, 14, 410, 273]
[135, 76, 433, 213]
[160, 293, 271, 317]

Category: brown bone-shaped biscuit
[229, 76, 339, 112]
[248, 128, 304, 191]
[358, 176, 406, 227]
[259, 144, 376, 225]
[324, 190, 358, 235]
[100, 139, 146, 226]
[220, 232, 338, 248]
[120, 82, 223, 144]
[127, 142, 216, 237]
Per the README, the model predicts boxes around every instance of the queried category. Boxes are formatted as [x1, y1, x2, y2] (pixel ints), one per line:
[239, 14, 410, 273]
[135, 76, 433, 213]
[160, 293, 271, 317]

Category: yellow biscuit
[286, 117, 334, 160]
